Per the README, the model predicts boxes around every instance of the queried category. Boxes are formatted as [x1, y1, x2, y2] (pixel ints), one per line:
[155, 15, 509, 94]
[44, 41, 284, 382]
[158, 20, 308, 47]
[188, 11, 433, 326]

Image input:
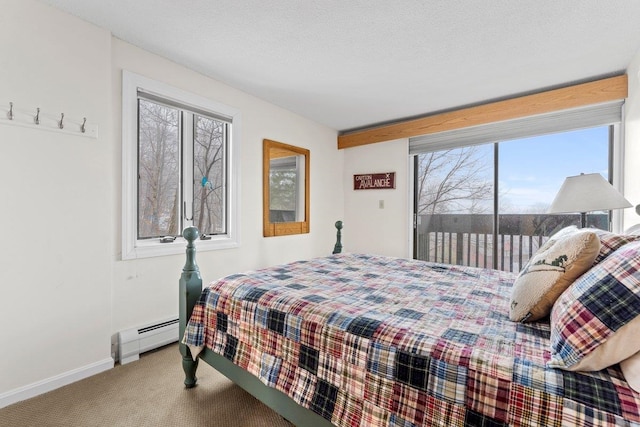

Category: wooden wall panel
[338, 75, 628, 149]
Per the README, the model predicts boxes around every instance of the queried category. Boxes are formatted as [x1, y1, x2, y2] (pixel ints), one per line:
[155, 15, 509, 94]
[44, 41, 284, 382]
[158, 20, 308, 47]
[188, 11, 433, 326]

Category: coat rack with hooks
[1, 101, 98, 139]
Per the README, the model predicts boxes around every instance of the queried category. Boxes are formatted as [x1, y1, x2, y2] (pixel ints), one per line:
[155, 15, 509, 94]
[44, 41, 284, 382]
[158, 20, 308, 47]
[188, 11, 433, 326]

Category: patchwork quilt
[183, 253, 640, 426]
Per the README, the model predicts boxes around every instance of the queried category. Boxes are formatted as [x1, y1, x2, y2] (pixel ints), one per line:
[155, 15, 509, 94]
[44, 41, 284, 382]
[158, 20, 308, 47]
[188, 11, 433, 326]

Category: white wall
[343, 139, 410, 257]
[0, 0, 113, 399]
[0, 0, 343, 405]
[110, 39, 343, 335]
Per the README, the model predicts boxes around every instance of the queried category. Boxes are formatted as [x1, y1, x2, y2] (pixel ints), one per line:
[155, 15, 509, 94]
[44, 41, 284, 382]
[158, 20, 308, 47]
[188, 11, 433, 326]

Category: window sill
[122, 235, 238, 260]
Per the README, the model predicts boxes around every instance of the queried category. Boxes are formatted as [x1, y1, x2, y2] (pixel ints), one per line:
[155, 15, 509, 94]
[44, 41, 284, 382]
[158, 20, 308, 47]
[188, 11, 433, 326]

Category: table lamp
[548, 173, 631, 228]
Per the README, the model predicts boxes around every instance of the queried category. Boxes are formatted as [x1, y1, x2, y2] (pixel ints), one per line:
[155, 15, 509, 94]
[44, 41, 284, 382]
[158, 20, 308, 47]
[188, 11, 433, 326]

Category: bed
[179, 223, 640, 426]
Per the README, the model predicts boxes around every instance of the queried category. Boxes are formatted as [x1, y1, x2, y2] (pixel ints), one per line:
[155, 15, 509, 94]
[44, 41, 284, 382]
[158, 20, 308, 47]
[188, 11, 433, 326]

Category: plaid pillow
[590, 228, 640, 264]
[548, 240, 640, 372]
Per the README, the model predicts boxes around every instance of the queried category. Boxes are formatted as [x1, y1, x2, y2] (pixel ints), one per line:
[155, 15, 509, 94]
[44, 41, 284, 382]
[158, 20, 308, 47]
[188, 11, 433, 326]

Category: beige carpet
[0, 344, 293, 427]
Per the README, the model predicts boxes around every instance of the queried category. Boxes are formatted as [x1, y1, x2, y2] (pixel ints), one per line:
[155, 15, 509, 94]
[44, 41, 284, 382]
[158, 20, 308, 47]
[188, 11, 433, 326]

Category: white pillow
[624, 223, 640, 235]
[620, 351, 640, 392]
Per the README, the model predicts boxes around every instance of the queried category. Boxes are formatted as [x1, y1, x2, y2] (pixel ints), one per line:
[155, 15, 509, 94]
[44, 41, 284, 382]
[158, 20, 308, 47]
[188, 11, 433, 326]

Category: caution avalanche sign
[353, 172, 396, 190]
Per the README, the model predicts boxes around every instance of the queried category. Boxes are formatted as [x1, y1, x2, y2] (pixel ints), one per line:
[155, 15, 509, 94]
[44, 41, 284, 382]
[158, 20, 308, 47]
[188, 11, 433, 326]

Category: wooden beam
[337, 74, 628, 149]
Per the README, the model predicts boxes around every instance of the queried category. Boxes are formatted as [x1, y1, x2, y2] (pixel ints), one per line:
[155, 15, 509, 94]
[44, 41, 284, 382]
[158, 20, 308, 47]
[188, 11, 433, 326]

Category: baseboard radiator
[117, 318, 179, 364]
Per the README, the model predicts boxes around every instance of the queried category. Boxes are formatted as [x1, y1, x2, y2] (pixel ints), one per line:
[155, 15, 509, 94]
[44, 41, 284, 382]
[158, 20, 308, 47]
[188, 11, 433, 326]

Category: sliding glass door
[413, 126, 611, 272]
[414, 144, 495, 268]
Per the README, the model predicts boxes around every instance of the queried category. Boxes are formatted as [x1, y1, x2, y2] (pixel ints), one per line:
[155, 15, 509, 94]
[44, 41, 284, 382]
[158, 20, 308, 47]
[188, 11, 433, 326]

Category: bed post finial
[183, 226, 199, 272]
[179, 226, 202, 388]
[333, 220, 343, 254]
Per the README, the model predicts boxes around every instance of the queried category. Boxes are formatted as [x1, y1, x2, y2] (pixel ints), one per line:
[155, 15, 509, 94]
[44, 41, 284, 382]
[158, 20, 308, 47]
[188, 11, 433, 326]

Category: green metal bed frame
[179, 222, 343, 427]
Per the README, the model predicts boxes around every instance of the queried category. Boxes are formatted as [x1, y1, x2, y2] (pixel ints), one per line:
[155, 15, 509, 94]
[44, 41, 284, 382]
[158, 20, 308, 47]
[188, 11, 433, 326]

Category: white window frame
[122, 70, 241, 260]
[611, 119, 626, 233]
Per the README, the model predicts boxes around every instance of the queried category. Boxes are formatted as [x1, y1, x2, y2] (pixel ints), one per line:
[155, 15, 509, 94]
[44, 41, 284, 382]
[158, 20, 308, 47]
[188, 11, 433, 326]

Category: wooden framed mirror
[263, 139, 310, 237]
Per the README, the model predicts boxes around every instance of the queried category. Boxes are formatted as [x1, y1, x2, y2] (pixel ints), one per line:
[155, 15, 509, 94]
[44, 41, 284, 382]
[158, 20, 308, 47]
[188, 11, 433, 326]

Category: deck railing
[415, 213, 608, 272]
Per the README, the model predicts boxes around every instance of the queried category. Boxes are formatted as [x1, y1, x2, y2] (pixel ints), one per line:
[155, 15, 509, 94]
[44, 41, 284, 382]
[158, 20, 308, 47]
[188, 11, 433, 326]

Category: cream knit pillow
[509, 226, 600, 322]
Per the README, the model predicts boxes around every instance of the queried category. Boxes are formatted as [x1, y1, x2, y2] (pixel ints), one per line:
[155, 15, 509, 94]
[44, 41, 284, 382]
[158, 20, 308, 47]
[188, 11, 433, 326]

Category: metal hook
[58, 113, 64, 129]
[7, 102, 13, 120]
[80, 117, 86, 133]
[34, 108, 40, 125]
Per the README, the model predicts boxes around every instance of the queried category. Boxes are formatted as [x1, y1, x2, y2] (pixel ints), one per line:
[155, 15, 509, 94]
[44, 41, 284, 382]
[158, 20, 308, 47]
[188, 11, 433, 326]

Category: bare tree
[416, 146, 493, 215]
[137, 99, 227, 238]
[138, 100, 179, 238]
[270, 169, 297, 210]
[194, 116, 225, 234]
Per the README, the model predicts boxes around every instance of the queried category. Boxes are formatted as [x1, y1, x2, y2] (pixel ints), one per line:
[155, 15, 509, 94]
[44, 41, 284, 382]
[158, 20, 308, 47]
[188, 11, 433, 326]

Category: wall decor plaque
[353, 172, 396, 190]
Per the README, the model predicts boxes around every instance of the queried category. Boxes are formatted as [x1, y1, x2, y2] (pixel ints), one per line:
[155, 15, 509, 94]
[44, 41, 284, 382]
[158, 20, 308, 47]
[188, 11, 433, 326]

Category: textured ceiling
[41, 0, 640, 132]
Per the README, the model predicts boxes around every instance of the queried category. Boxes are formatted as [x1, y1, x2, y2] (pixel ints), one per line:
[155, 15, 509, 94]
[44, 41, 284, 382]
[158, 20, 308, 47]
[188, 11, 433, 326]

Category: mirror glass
[263, 139, 309, 237]
[269, 154, 305, 223]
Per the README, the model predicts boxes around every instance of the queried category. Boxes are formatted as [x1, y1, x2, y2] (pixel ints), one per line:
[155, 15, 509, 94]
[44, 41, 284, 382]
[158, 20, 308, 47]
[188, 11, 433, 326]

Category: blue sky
[499, 126, 609, 212]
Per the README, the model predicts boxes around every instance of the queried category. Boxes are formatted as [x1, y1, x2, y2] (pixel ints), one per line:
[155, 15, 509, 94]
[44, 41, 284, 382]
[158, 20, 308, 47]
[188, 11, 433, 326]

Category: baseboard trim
[0, 357, 114, 409]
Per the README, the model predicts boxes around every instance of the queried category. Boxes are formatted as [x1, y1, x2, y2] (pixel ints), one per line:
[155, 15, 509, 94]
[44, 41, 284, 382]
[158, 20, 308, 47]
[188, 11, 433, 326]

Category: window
[410, 100, 624, 272]
[122, 71, 240, 259]
[413, 126, 615, 272]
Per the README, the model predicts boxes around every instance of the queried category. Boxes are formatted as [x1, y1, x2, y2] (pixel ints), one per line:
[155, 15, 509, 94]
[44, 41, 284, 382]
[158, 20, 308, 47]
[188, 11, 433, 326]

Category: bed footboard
[178, 226, 202, 388]
[179, 220, 343, 390]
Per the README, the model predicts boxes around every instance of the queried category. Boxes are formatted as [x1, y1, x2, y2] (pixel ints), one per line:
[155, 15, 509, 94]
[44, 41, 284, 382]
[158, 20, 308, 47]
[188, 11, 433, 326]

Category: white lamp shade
[548, 173, 632, 214]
